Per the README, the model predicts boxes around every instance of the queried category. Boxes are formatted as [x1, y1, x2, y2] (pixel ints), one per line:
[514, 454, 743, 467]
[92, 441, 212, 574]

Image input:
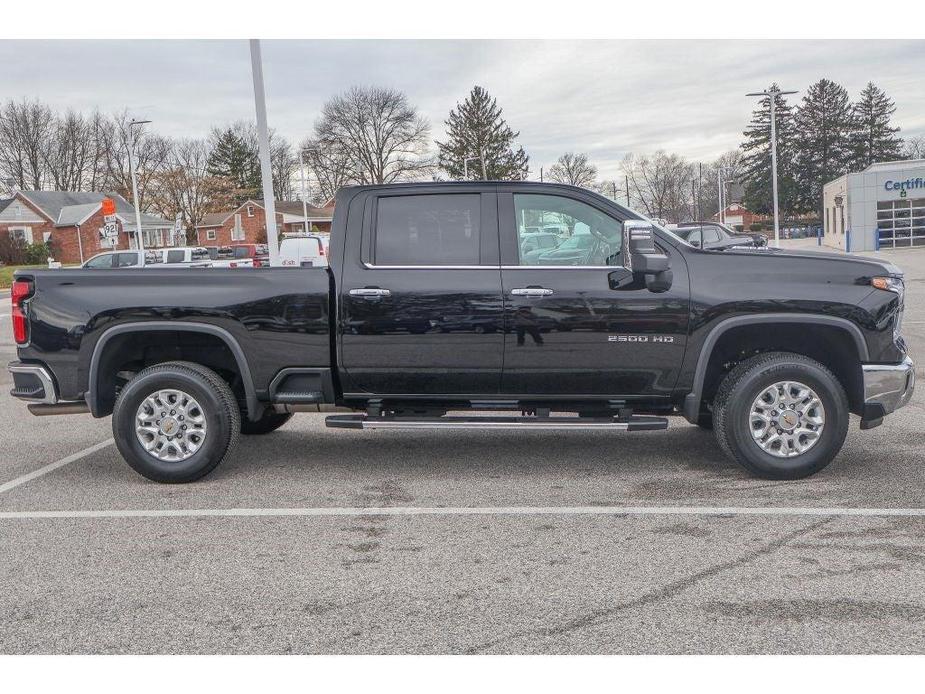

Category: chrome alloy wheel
[749, 380, 825, 458]
[135, 389, 208, 462]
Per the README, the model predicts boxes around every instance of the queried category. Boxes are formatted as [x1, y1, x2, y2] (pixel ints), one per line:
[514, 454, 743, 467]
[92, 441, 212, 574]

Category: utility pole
[625, 176, 630, 207]
[250, 39, 280, 266]
[128, 118, 150, 252]
[611, 181, 617, 202]
[747, 86, 797, 247]
[697, 162, 703, 221]
[539, 166, 543, 183]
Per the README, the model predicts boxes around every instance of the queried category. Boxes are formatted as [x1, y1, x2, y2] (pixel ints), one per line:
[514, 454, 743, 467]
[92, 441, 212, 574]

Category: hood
[714, 245, 904, 277]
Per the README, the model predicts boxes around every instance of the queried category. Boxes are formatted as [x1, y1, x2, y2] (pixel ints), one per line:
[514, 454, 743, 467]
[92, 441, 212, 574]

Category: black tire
[241, 410, 293, 435]
[713, 352, 849, 480]
[112, 361, 240, 483]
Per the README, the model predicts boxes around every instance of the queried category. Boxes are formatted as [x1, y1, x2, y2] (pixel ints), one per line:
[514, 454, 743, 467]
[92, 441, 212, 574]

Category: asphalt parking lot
[1, 245, 924, 654]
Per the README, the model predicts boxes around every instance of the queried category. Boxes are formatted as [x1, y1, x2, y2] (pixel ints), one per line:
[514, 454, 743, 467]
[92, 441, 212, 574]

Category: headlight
[871, 276, 905, 341]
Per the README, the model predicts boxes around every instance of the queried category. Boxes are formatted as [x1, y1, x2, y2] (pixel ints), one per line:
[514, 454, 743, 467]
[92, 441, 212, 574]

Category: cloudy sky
[1, 39, 923, 180]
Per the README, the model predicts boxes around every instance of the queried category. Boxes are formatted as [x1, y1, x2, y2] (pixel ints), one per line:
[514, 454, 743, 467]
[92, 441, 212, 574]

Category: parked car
[279, 235, 329, 267]
[202, 246, 254, 268]
[8, 182, 913, 484]
[153, 247, 213, 268]
[230, 243, 270, 267]
[671, 222, 764, 250]
[80, 250, 162, 269]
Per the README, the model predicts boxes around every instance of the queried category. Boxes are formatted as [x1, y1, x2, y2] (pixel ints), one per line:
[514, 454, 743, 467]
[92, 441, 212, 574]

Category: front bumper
[862, 356, 916, 419]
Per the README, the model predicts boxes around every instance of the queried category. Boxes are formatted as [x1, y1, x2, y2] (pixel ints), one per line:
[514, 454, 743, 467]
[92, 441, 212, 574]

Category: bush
[0, 235, 51, 265]
[749, 223, 763, 232]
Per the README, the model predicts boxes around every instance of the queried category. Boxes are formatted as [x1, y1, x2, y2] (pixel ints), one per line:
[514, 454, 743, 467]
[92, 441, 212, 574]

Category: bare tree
[149, 138, 236, 239]
[622, 151, 695, 223]
[95, 112, 172, 210]
[44, 110, 95, 191]
[298, 137, 354, 204]
[548, 152, 598, 188]
[905, 135, 925, 160]
[0, 99, 56, 189]
[314, 86, 433, 185]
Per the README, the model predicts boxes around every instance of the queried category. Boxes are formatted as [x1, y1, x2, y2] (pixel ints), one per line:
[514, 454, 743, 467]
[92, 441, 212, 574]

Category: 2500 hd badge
[609, 335, 676, 343]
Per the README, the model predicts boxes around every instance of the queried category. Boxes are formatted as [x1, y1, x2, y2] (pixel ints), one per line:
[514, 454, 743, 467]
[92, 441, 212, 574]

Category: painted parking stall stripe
[3, 505, 925, 520]
[0, 438, 114, 495]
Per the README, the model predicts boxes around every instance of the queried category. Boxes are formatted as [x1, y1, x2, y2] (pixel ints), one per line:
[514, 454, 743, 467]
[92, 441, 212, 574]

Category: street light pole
[299, 148, 318, 235]
[250, 39, 280, 266]
[463, 156, 480, 180]
[128, 118, 151, 252]
[747, 87, 797, 248]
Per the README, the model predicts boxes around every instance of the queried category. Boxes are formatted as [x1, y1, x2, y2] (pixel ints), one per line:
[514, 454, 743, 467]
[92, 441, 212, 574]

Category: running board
[325, 414, 668, 431]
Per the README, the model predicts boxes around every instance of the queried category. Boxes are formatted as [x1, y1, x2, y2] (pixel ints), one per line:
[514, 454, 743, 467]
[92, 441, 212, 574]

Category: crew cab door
[499, 189, 689, 397]
[338, 186, 504, 395]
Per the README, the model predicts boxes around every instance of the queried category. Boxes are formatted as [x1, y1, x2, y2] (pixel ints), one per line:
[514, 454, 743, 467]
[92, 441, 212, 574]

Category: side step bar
[326, 414, 668, 431]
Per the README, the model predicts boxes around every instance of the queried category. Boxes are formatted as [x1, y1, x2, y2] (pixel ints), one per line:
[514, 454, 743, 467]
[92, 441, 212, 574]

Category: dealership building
[822, 159, 925, 252]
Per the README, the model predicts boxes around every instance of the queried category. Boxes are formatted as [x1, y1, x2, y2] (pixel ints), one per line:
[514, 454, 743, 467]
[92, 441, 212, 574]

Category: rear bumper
[8, 361, 57, 404]
[862, 356, 915, 419]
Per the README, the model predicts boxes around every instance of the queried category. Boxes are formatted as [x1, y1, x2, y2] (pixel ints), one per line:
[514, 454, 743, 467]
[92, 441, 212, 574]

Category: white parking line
[2, 505, 925, 520]
[0, 438, 114, 495]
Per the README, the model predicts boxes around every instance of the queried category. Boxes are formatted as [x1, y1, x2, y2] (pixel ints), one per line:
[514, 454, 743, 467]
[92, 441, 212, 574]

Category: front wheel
[112, 361, 241, 483]
[713, 352, 849, 479]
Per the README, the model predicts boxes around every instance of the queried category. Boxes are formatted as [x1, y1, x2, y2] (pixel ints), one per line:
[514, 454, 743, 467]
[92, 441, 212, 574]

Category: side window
[116, 253, 139, 267]
[513, 194, 622, 266]
[84, 253, 113, 269]
[374, 194, 480, 266]
[165, 250, 185, 264]
[704, 228, 721, 244]
[687, 230, 703, 247]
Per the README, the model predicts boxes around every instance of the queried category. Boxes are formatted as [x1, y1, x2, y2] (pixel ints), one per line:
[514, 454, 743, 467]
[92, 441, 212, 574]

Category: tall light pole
[250, 39, 280, 266]
[128, 118, 150, 251]
[299, 147, 318, 235]
[747, 87, 797, 247]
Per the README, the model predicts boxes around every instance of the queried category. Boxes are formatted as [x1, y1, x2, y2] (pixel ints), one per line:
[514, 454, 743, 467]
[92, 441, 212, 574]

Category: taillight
[229, 262, 238, 268]
[319, 246, 325, 256]
[11, 279, 33, 345]
[253, 259, 262, 267]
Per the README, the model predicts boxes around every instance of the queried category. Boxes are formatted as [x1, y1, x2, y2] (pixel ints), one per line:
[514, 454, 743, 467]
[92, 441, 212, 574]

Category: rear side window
[234, 246, 250, 259]
[116, 253, 139, 267]
[374, 194, 480, 266]
[165, 250, 185, 263]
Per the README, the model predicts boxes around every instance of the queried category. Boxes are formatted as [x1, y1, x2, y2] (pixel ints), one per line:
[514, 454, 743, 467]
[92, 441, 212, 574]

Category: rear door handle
[349, 287, 391, 298]
[511, 287, 554, 297]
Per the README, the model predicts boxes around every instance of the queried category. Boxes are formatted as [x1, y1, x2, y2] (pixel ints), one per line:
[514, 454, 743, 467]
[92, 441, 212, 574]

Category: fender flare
[682, 313, 870, 423]
[86, 321, 260, 420]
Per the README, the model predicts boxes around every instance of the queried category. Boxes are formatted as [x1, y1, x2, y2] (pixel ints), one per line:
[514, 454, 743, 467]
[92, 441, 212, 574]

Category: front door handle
[511, 287, 554, 297]
[349, 287, 391, 298]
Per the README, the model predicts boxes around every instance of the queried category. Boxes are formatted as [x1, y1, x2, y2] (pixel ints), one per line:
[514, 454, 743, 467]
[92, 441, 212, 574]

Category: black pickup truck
[8, 182, 915, 482]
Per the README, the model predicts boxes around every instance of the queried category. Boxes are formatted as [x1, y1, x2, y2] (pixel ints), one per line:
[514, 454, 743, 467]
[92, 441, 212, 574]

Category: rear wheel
[713, 352, 848, 479]
[113, 361, 240, 483]
[241, 410, 293, 435]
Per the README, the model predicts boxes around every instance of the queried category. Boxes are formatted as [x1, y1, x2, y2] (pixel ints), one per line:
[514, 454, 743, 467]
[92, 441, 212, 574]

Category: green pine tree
[207, 127, 261, 203]
[739, 84, 798, 217]
[849, 82, 904, 170]
[793, 78, 854, 215]
[436, 86, 529, 181]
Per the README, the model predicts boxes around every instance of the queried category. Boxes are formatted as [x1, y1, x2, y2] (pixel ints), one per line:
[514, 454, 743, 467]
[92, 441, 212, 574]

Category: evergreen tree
[436, 86, 529, 181]
[793, 78, 853, 215]
[739, 84, 798, 217]
[849, 82, 904, 170]
[206, 126, 260, 203]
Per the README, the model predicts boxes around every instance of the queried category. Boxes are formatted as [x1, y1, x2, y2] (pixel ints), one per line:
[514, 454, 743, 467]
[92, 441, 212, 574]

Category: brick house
[194, 199, 334, 246]
[712, 202, 767, 231]
[0, 190, 175, 265]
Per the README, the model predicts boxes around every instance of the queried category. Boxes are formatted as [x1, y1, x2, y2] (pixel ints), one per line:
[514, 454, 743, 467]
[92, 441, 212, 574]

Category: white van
[279, 235, 329, 267]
